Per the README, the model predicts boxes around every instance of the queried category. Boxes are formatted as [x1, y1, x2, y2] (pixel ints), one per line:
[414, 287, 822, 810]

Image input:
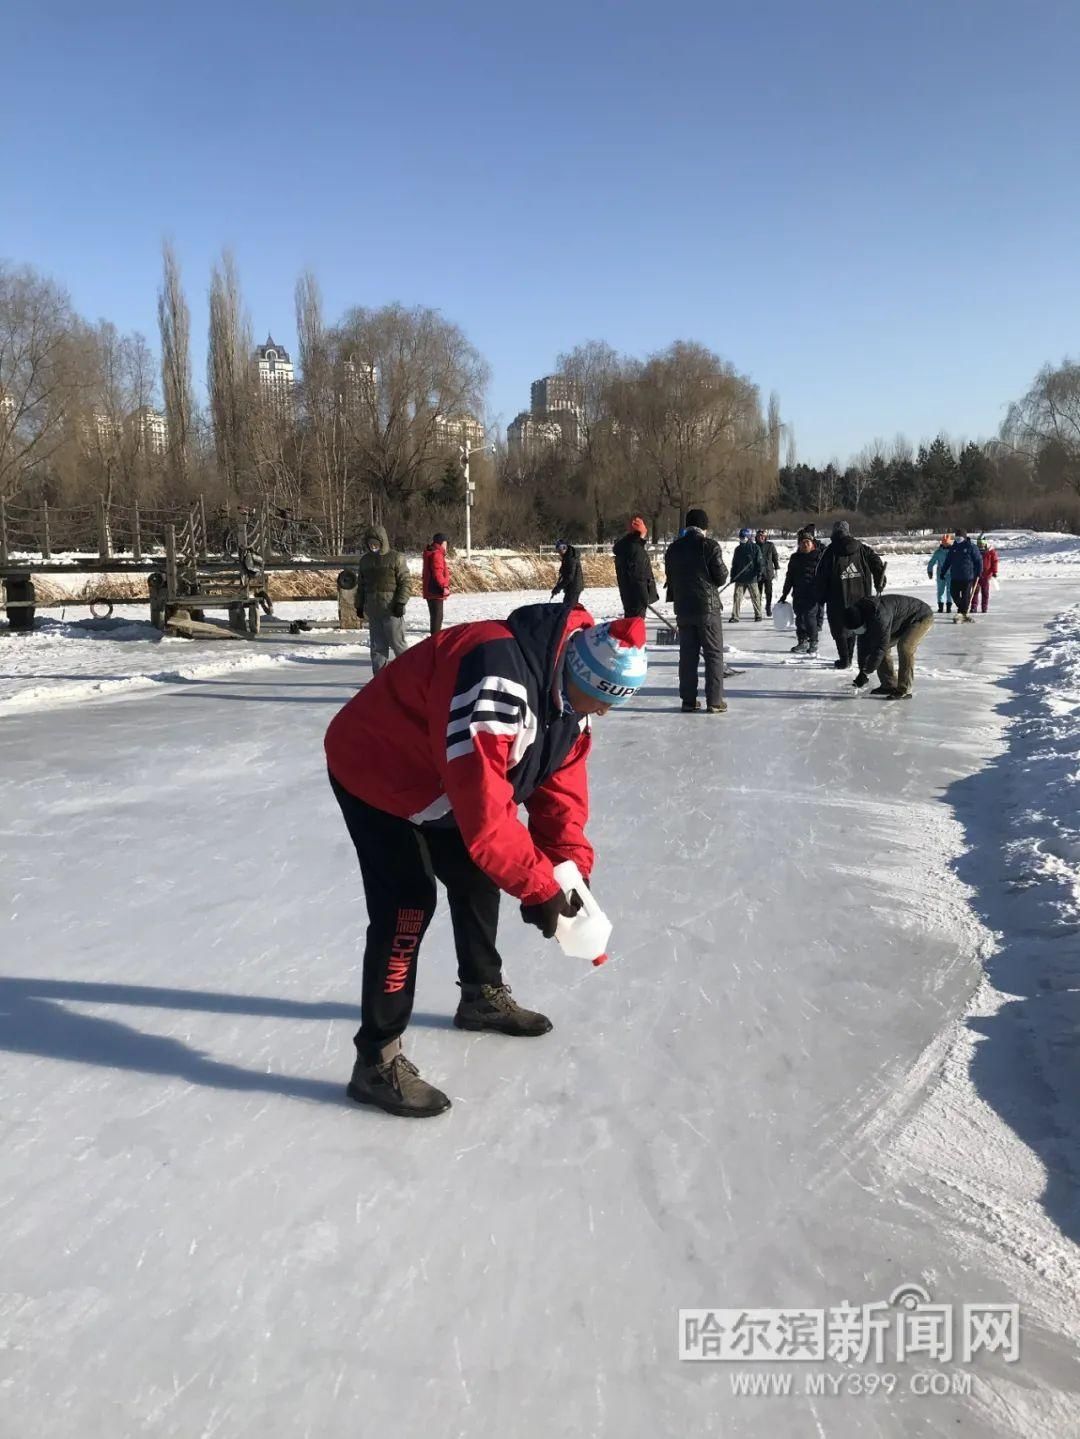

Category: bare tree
[1002, 359, 1080, 493]
[295, 270, 351, 550]
[554, 340, 627, 538]
[158, 240, 194, 494]
[0, 264, 80, 501]
[331, 304, 489, 519]
[207, 251, 254, 500]
[608, 341, 770, 532]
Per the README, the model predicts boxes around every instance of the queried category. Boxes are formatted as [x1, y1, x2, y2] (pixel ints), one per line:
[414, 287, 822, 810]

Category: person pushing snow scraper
[325, 605, 648, 1117]
[550, 540, 584, 608]
[845, 593, 934, 700]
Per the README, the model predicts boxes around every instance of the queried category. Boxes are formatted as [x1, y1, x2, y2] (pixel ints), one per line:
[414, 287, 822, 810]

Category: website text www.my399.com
[727, 1370, 974, 1399]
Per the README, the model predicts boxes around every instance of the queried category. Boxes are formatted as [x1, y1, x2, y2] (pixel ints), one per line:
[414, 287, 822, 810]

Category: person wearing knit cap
[663, 508, 730, 713]
[926, 533, 955, 613]
[613, 515, 659, 619]
[421, 532, 451, 635]
[325, 603, 647, 1117]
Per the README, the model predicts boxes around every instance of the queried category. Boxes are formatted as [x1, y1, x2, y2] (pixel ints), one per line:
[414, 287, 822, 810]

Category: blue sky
[6, 0, 1080, 463]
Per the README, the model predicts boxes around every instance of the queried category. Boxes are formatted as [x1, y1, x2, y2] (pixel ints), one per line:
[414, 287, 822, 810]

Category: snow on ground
[2, 537, 1080, 1436]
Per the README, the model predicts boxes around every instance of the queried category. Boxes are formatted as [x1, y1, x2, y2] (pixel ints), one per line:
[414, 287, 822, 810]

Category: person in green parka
[356, 524, 411, 673]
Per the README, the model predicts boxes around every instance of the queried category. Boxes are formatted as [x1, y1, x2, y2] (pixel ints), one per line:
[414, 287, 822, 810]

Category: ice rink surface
[2, 545, 1080, 1437]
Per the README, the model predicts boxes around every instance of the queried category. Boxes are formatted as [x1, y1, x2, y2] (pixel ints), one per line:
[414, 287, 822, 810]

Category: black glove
[390, 602, 406, 619]
[521, 888, 582, 939]
[853, 672, 869, 689]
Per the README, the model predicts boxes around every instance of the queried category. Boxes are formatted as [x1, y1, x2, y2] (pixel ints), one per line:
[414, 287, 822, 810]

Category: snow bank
[878, 600, 1080, 1364]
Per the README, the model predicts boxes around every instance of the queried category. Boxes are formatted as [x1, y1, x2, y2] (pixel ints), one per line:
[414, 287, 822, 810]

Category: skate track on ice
[2, 577, 1080, 1438]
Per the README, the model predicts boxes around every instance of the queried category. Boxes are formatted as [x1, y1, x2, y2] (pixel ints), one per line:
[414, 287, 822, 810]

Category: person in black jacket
[755, 529, 781, 618]
[814, 521, 886, 669]
[779, 530, 822, 654]
[664, 507, 729, 713]
[845, 594, 934, 700]
[550, 540, 584, 608]
[613, 517, 659, 618]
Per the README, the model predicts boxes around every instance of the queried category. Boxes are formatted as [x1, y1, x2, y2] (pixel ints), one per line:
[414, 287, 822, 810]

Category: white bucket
[772, 600, 794, 632]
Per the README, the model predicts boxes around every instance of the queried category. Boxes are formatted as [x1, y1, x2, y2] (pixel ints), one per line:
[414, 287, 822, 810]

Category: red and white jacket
[325, 603, 594, 906]
[421, 543, 451, 599]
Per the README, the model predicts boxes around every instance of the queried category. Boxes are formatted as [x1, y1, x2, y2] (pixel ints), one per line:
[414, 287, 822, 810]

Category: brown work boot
[707, 701, 728, 713]
[454, 983, 552, 1037]
[347, 1037, 451, 1118]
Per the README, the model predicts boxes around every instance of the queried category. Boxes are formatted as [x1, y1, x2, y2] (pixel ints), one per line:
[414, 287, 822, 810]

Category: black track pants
[329, 775, 503, 1049]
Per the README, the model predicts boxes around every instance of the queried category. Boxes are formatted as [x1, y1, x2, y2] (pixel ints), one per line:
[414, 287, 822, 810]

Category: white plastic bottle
[552, 860, 613, 966]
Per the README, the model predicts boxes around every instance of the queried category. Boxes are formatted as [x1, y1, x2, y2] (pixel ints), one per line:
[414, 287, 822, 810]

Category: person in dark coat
[729, 528, 765, 621]
[814, 520, 887, 669]
[664, 507, 729, 713]
[804, 522, 826, 632]
[755, 529, 781, 617]
[845, 594, 935, 700]
[613, 517, 659, 619]
[550, 541, 584, 608]
[356, 523, 412, 673]
[779, 530, 822, 655]
[940, 530, 982, 622]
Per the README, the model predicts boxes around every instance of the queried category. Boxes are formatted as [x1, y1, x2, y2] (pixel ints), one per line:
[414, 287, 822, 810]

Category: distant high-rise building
[254, 335, 295, 415]
[340, 355, 377, 417]
[507, 410, 562, 457]
[127, 406, 168, 458]
[82, 412, 121, 449]
[529, 373, 584, 451]
[433, 412, 486, 451]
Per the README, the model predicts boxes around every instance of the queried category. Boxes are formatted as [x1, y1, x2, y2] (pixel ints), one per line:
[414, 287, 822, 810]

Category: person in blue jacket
[926, 534, 954, 613]
[941, 530, 983, 623]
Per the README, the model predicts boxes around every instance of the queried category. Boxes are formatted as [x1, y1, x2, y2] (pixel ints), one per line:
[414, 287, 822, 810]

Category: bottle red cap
[592, 953, 609, 967]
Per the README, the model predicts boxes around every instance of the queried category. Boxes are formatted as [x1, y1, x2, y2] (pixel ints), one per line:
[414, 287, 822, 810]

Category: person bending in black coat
[846, 594, 934, 700]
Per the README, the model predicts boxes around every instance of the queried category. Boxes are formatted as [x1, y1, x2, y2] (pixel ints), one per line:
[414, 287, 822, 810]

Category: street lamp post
[460, 442, 494, 560]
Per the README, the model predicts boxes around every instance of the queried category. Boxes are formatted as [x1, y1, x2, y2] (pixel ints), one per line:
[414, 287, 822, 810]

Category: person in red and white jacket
[421, 532, 451, 635]
[325, 602, 648, 1117]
